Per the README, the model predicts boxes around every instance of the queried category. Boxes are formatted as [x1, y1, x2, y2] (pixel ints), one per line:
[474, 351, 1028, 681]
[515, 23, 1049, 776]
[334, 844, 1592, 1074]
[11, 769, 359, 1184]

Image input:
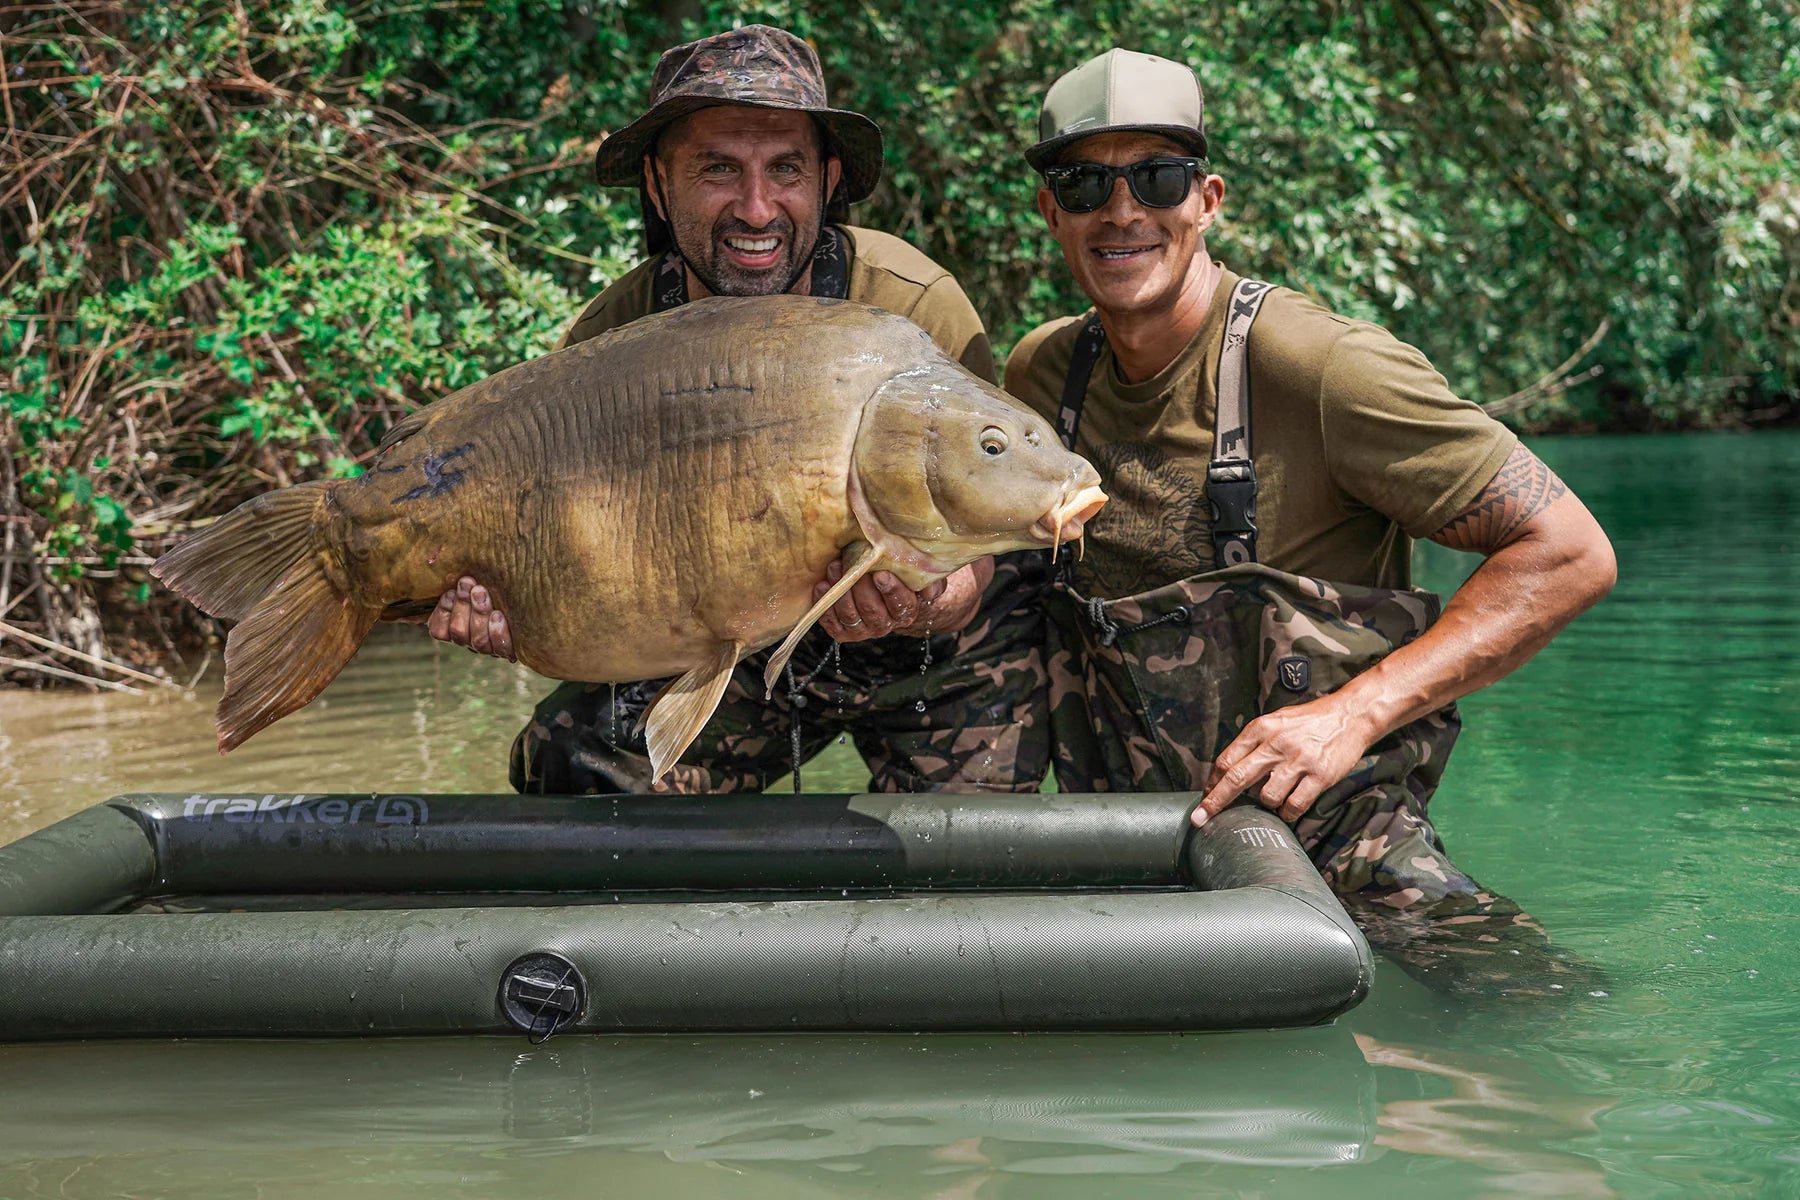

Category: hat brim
[1025, 125, 1208, 173]
[594, 97, 883, 204]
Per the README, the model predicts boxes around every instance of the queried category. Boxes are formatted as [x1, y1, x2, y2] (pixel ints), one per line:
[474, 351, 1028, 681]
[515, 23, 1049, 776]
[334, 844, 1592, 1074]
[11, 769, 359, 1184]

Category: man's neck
[1098, 256, 1222, 384]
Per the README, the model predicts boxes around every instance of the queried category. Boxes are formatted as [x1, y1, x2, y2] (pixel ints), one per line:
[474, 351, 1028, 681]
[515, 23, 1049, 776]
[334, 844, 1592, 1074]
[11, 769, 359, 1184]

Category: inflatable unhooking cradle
[0, 792, 1372, 1040]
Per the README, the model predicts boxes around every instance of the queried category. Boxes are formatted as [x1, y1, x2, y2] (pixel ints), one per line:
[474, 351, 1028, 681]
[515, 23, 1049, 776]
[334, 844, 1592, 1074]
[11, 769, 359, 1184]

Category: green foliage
[702, 0, 1798, 427]
[2, 0, 1796, 652]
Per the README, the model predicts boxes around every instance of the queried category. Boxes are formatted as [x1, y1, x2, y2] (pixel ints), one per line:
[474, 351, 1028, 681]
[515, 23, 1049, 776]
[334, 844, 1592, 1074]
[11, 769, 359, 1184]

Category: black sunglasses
[1042, 156, 1205, 214]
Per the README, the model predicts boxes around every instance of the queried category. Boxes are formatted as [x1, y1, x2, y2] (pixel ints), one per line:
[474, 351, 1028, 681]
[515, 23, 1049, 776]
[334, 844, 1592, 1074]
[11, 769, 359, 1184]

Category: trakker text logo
[177, 794, 431, 825]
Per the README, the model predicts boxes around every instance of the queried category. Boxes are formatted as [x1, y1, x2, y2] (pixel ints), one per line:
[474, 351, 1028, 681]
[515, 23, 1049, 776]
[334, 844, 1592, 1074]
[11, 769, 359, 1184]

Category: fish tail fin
[151, 480, 379, 752]
[216, 558, 382, 752]
[645, 640, 742, 783]
[151, 481, 335, 623]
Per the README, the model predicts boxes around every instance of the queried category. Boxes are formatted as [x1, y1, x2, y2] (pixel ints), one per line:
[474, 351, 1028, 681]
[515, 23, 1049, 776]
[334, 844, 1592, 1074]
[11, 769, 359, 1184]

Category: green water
[0, 430, 1795, 1198]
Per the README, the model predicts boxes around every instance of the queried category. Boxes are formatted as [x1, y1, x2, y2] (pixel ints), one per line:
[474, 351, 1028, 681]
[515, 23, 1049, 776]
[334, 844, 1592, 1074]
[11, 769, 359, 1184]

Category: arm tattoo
[1430, 443, 1568, 552]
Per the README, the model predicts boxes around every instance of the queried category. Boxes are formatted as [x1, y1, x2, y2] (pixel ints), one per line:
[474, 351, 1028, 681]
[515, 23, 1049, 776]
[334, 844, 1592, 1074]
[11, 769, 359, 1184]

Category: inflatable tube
[0, 793, 1370, 1039]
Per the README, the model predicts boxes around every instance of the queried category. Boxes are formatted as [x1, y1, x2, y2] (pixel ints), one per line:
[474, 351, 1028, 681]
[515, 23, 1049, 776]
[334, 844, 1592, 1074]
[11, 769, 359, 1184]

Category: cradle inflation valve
[499, 952, 585, 1042]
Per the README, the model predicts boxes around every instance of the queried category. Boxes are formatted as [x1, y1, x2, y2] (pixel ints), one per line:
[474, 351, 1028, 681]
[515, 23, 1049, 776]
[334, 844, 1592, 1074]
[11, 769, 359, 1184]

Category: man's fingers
[1279, 776, 1326, 824]
[446, 589, 473, 647]
[870, 571, 917, 626]
[1193, 739, 1276, 826]
[1257, 763, 1303, 812]
[427, 591, 455, 641]
[431, 576, 517, 658]
[489, 611, 515, 661]
[831, 588, 868, 630]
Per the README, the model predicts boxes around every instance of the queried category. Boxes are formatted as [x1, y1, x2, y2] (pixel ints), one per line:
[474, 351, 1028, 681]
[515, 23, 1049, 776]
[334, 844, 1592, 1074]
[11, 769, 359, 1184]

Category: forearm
[1332, 494, 1616, 742]
[1196, 442, 1615, 826]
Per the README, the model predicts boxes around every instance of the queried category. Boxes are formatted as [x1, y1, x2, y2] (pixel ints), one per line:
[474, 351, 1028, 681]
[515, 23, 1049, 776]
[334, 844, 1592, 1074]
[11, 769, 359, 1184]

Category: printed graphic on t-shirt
[1079, 442, 1213, 598]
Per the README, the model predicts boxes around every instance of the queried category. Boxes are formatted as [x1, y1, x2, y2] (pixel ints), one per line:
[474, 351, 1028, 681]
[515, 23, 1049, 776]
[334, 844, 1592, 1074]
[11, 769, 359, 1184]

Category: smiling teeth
[727, 236, 779, 253]
[1096, 249, 1144, 259]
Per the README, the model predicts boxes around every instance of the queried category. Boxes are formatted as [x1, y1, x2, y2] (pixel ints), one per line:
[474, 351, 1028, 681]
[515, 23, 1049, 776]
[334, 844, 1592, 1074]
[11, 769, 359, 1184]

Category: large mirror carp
[154, 296, 1107, 781]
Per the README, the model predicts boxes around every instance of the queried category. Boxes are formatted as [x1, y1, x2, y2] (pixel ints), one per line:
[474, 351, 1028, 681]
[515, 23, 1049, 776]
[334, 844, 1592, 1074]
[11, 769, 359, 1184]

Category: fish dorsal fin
[374, 407, 429, 457]
[761, 541, 885, 696]
[644, 640, 743, 784]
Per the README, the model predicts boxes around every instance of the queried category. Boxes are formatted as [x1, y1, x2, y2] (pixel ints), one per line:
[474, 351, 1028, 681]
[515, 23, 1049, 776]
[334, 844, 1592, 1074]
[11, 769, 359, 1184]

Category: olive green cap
[1026, 48, 1208, 172]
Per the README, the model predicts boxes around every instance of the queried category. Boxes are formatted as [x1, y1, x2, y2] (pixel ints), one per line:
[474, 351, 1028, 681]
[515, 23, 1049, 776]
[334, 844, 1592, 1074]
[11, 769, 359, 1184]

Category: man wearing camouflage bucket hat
[1005, 49, 1618, 977]
[429, 26, 1053, 798]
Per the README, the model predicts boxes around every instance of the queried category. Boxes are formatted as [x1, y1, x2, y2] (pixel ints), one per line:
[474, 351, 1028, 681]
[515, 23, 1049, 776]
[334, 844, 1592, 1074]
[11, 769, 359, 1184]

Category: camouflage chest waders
[1049, 281, 1499, 918]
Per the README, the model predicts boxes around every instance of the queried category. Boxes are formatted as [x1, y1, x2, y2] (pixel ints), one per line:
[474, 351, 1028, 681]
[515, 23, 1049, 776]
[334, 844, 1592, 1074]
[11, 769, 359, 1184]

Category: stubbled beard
[677, 214, 818, 297]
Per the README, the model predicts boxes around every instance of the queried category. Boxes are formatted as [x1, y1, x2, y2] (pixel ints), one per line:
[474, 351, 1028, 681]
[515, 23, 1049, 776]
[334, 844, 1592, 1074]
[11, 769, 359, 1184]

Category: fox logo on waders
[1277, 655, 1311, 693]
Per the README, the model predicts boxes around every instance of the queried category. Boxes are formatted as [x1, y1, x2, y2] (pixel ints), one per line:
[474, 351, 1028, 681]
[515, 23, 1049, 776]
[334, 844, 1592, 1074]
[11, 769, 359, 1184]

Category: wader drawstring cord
[1084, 596, 1192, 648]
[784, 641, 842, 793]
[786, 662, 804, 794]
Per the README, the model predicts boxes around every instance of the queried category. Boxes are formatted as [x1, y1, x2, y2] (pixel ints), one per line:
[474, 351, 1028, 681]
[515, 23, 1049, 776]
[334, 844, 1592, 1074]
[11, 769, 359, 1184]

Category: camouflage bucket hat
[593, 24, 884, 204]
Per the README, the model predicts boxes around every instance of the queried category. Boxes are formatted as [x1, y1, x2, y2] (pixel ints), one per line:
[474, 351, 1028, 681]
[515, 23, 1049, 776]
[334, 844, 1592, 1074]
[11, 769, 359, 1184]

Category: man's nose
[1097, 174, 1144, 225]
[733, 172, 781, 229]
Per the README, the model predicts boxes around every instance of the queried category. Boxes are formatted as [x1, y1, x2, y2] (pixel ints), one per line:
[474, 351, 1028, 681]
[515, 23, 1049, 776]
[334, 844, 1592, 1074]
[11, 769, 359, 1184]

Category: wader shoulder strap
[1209, 278, 1275, 567]
[1054, 279, 1277, 568]
[651, 224, 851, 313]
[1054, 312, 1107, 451]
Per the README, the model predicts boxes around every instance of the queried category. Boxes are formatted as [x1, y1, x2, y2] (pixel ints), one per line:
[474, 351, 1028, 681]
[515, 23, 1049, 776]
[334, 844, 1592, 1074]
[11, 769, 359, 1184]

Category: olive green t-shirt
[1004, 266, 1516, 597]
[559, 225, 997, 383]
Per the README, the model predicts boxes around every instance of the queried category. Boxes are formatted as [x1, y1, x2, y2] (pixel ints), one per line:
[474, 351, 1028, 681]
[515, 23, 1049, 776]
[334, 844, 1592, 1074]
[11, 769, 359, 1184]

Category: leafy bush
[2, 0, 1795, 676]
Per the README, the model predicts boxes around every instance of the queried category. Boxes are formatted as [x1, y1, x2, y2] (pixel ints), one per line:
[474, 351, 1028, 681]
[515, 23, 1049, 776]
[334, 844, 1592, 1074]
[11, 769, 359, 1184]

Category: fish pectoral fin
[761, 540, 885, 697]
[644, 641, 743, 784]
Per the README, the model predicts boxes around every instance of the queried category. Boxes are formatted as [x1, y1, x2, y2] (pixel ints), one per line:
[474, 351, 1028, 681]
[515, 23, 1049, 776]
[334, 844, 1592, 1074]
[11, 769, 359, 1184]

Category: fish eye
[980, 426, 1008, 456]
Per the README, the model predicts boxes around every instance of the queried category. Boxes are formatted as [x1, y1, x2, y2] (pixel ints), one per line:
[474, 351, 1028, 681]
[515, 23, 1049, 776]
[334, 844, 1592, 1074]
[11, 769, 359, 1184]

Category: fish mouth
[1029, 480, 1109, 559]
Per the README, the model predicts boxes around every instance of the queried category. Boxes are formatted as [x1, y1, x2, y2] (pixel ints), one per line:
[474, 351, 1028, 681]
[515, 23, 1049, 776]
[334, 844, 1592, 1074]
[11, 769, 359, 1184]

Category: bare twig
[0, 616, 171, 685]
[1485, 319, 1612, 416]
[0, 654, 144, 694]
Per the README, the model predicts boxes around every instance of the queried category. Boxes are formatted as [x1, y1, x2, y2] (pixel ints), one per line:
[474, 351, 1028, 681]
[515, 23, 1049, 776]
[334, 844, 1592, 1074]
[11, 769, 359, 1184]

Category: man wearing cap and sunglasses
[430, 25, 1050, 795]
[1006, 50, 1617, 933]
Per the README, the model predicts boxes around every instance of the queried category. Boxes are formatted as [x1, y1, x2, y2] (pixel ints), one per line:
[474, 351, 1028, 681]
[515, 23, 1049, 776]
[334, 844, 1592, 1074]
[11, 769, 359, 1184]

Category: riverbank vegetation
[3, 0, 1797, 681]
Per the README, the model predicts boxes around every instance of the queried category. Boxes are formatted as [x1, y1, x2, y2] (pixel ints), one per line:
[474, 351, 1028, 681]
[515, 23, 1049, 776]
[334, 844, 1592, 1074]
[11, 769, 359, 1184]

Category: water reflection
[1, 432, 1798, 1197]
[0, 1031, 1375, 1185]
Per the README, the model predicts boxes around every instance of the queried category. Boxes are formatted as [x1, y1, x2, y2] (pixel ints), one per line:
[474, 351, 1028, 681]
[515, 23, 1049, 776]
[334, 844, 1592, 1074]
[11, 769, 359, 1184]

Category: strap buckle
[1206, 458, 1259, 567]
